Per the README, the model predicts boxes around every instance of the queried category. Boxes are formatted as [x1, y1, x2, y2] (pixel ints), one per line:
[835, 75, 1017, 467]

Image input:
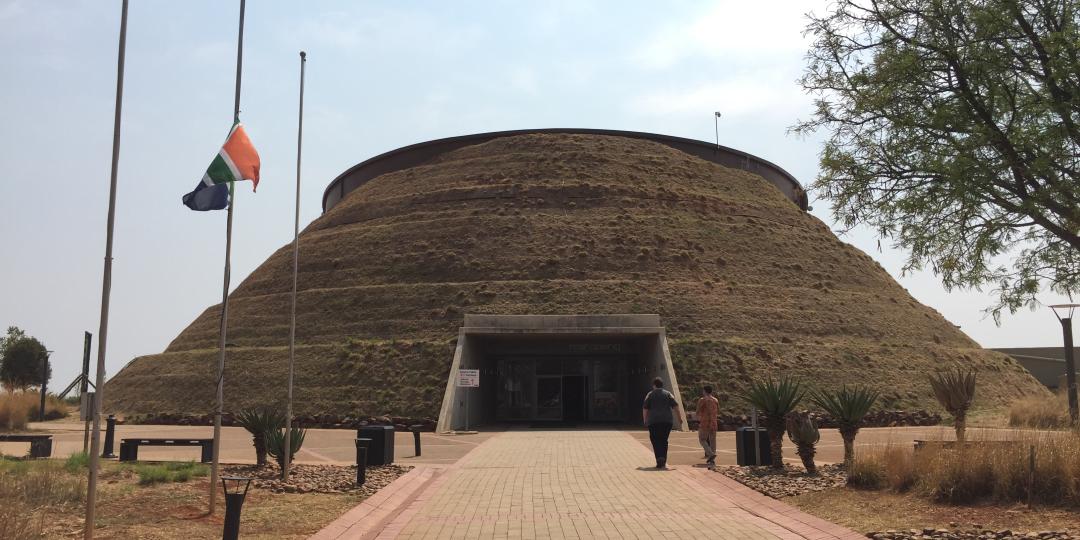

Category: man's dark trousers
[648, 422, 673, 467]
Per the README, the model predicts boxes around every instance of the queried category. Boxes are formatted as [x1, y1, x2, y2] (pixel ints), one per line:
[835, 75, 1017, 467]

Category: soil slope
[105, 133, 1047, 419]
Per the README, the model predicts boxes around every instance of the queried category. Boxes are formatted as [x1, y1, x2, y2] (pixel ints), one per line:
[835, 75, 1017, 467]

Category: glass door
[535, 375, 563, 420]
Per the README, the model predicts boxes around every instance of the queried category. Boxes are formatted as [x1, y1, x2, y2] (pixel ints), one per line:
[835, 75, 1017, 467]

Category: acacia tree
[796, 0, 1080, 316]
[0, 327, 50, 391]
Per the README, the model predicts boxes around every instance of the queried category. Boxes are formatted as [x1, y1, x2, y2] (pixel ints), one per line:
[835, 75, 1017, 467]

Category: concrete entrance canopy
[436, 314, 687, 432]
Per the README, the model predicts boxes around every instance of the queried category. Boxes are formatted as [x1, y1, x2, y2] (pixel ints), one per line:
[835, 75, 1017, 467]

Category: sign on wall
[457, 369, 480, 387]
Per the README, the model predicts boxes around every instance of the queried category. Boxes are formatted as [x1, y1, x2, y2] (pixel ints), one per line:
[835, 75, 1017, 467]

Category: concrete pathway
[313, 431, 863, 539]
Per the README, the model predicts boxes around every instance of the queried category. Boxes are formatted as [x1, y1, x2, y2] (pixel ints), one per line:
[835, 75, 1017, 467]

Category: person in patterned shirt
[696, 385, 719, 467]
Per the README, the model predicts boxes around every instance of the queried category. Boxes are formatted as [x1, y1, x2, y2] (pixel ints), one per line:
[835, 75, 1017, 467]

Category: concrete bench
[914, 439, 1025, 452]
[0, 434, 53, 458]
[119, 438, 213, 463]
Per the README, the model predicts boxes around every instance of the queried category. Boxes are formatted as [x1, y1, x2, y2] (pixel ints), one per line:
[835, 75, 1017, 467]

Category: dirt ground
[790, 488, 1080, 534]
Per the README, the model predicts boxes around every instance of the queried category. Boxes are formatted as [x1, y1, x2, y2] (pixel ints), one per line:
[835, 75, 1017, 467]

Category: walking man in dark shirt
[643, 377, 682, 470]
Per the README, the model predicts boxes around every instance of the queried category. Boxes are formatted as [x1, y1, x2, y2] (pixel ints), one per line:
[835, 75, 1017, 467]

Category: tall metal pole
[85, 1, 128, 537]
[82, 332, 93, 453]
[713, 112, 721, 153]
[283, 50, 306, 482]
[1061, 316, 1078, 426]
[39, 351, 49, 420]
[210, 0, 246, 515]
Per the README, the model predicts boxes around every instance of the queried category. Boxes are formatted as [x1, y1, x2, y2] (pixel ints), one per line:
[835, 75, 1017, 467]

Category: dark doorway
[562, 375, 587, 421]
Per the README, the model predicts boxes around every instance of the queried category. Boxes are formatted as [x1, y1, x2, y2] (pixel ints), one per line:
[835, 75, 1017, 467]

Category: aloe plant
[785, 413, 820, 475]
[265, 426, 306, 470]
[929, 368, 977, 442]
[810, 385, 878, 468]
[236, 407, 285, 467]
[739, 376, 805, 469]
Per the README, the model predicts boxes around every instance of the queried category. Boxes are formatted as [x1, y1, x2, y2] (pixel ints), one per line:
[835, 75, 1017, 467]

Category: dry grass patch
[0, 391, 68, 431]
[845, 431, 1080, 506]
[848, 444, 915, 491]
[1, 455, 404, 539]
[0, 457, 86, 539]
[1009, 393, 1071, 429]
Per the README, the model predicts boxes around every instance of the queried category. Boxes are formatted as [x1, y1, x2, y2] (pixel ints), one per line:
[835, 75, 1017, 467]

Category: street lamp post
[39, 349, 52, 420]
[1050, 303, 1079, 427]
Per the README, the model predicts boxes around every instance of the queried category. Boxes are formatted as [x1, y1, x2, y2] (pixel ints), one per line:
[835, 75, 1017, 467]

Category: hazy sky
[1, 0, 1072, 388]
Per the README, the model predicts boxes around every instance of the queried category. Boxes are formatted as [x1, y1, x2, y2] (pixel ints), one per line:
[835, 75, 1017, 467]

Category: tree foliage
[740, 376, 806, 468]
[796, 0, 1080, 317]
[0, 327, 50, 391]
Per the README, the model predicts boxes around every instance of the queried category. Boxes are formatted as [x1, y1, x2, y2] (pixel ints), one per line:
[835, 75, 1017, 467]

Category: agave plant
[265, 426, 306, 470]
[235, 407, 286, 467]
[929, 368, 976, 442]
[739, 376, 805, 469]
[785, 413, 820, 475]
[810, 385, 879, 468]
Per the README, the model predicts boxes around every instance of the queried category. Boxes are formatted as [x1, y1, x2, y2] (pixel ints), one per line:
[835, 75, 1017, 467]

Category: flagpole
[209, 0, 246, 515]
[283, 50, 306, 482]
[85, 1, 128, 538]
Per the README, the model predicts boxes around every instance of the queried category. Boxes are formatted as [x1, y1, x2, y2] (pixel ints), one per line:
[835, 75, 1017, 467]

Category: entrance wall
[436, 314, 686, 432]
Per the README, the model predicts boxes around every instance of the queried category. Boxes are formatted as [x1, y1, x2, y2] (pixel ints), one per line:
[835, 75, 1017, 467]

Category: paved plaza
[314, 430, 863, 539]
[5, 420, 976, 539]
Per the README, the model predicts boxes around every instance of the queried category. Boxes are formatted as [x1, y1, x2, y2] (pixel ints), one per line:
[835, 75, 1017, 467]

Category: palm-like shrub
[235, 407, 285, 467]
[929, 369, 976, 442]
[810, 385, 879, 468]
[785, 413, 820, 475]
[740, 376, 805, 468]
[265, 426, 306, 470]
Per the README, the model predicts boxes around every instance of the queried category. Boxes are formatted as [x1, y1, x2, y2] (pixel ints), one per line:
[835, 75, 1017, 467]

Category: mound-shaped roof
[106, 133, 1045, 419]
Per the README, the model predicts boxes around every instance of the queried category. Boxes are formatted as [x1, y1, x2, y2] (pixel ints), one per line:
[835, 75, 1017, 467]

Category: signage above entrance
[457, 369, 480, 387]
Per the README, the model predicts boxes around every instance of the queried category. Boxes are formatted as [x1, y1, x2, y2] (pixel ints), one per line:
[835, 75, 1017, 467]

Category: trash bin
[357, 426, 395, 465]
[735, 427, 771, 466]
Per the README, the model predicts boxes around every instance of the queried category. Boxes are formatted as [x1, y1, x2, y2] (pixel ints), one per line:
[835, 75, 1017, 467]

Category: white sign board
[80, 392, 96, 422]
[456, 369, 480, 387]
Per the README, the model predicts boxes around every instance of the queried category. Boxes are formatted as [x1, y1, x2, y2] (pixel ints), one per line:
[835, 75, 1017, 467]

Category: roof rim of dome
[321, 128, 808, 214]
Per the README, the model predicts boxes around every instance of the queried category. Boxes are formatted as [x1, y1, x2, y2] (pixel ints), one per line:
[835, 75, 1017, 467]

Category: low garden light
[220, 475, 252, 540]
[1050, 303, 1079, 426]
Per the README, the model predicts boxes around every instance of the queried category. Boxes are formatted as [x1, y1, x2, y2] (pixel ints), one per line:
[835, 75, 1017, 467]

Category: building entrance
[436, 314, 687, 432]
[495, 353, 625, 423]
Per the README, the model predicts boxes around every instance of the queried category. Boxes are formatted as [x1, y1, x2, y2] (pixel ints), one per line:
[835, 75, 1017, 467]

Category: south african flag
[183, 122, 260, 211]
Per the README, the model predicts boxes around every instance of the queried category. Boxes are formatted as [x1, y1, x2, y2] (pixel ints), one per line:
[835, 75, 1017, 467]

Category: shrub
[785, 413, 820, 475]
[740, 376, 805, 469]
[929, 369, 977, 442]
[265, 426, 306, 470]
[235, 407, 285, 467]
[1009, 393, 1070, 429]
[64, 452, 89, 473]
[136, 465, 170, 485]
[128, 461, 207, 485]
[810, 384, 878, 468]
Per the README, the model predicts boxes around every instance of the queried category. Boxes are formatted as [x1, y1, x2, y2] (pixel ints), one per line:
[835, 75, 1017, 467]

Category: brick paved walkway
[313, 431, 863, 539]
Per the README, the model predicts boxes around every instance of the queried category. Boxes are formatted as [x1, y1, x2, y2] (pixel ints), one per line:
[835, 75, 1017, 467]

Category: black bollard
[355, 438, 371, 486]
[410, 425, 423, 457]
[223, 492, 244, 539]
[221, 476, 251, 540]
[102, 415, 117, 458]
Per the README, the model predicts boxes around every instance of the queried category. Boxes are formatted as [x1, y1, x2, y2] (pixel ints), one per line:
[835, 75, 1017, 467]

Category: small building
[993, 347, 1079, 389]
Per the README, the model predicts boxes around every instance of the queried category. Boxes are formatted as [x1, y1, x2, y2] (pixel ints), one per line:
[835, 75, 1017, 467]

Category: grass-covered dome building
[105, 129, 1046, 429]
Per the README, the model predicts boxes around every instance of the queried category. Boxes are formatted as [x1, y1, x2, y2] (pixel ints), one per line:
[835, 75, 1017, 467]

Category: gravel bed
[223, 463, 411, 496]
[866, 528, 1075, 539]
[718, 463, 847, 498]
